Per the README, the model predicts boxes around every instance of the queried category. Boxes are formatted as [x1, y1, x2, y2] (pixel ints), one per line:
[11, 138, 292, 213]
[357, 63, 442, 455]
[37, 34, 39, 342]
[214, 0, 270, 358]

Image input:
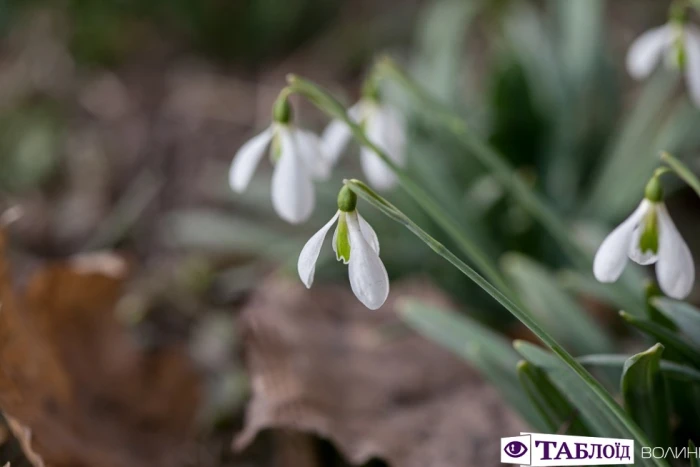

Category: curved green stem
[661, 151, 700, 198]
[286, 75, 512, 297]
[345, 178, 661, 463]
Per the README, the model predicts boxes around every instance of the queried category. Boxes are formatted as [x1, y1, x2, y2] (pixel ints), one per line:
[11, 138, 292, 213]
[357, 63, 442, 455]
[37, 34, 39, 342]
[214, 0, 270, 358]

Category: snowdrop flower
[298, 186, 389, 310]
[229, 95, 330, 224]
[322, 78, 406, 191]
[593, 176, 694, 299]
[626, 10, 700, 106]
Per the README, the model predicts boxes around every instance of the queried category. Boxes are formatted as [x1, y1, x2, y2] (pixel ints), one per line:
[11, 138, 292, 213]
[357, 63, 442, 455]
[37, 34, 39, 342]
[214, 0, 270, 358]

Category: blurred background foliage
[1, 0, 700, 464]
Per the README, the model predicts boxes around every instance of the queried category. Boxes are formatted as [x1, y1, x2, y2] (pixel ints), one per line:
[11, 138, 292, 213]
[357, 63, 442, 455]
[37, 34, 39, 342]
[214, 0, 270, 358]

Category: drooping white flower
[229, 97, 330, 224]
[322, 81, 406, 191]
[593, 177, 694, 299]
[626, 20, 700, 106]
[298, 187, 389, 310]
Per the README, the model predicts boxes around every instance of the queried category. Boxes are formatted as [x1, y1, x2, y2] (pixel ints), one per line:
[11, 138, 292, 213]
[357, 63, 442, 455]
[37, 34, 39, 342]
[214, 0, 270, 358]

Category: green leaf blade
[621, 344, 670, 447]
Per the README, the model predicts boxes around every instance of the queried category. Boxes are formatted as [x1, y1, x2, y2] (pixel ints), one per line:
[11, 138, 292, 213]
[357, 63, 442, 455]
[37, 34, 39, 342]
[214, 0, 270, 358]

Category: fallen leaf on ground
[0, 232, 201, 467]
[234, 277, 527, 467]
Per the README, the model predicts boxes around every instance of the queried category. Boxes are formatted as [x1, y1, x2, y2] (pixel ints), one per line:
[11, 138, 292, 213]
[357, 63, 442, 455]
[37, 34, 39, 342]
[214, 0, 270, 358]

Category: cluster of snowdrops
[229, 8, 700, 310]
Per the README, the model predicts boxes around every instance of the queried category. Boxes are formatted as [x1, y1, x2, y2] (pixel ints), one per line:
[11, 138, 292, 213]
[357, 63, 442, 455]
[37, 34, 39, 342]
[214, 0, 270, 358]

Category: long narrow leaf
[662, 151, 700, 197]
[579, 354, 700, 382]
[517, 360, 591, 435]
[621, 344, 670, 446]
[620, 311, 700, 367]
[503, 254, 613, 354]
[516, 341, 662, 466]
[341, 178, 664, 466]
[653, 298, 700, 347]
[398, 299, 546, 430]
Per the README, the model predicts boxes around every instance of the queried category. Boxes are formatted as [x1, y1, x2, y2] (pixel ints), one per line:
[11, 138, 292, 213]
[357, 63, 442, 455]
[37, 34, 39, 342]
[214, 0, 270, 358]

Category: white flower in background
[593, 177, 694, 299]
[298, 186, 389, 310]
[322, 78, 406, 191]
[626, 14, 700, 106]
[229, 96, 330, 224]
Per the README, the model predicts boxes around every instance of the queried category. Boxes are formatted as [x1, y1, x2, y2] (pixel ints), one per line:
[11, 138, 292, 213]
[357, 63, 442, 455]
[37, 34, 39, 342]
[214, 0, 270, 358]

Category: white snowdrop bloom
[626, 19, 700, 106]
[298, 186, 389, 310]
[229, 97, 330, 224]
[593, 178, 694, 299]
[322, 82, 406, 191]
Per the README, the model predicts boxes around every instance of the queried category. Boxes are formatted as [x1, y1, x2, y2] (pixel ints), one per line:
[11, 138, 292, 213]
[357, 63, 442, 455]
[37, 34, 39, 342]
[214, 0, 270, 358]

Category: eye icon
[504, 441, 528, 458]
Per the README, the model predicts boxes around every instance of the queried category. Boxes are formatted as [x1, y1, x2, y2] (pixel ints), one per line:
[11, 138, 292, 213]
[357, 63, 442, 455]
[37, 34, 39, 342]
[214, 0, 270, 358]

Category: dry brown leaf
[5, 415, 44, 467]
[234, 277, 527, 467]
[0, 232, 201, 467]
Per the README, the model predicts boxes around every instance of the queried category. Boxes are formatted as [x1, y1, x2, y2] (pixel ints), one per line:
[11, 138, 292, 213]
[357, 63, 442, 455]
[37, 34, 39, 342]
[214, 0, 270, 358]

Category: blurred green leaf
[691, 440, 699, 467]
[653, 298, 700, 348]
[412, 0, 476, 102]
[621, 344, 670, 446]
[554, 0, 603, 88]
[557, 269, 643, 316]
[517, 360, 591, 435]
[584, 70, 678, 220]
[162, 209, 302, 260]
[503, 253, 613, 355]
[621, 311, 700, 367]
[579, 354, 700, 382]
[0, 106, 62, 193]
[515, 341, 666, 466]
[398, 299, 547, 431]
[662, 151, 700, 198]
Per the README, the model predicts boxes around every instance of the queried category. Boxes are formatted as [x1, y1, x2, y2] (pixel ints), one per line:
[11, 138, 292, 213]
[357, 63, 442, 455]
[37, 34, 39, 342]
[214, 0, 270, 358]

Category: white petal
[684, 26, 700, 107]
[346, 211, 389, 310]
[297, 211, 339, 288]
[271, 128, 316, 224]
[357, 211, 379, 254]
[656, 204, 695, 299]
[626, 25, 672, 79]
[360, 146, 397, 191]
[229, 126, 274, 192]
[292, 127, 331, 180]
[321, 102, 365, 166]
[360, 105, 406, 191]
[377, 105, 407, 166]
[593, 200, 650, 283]
[628, 224, 659, 265]
[322, 119, 353, 166]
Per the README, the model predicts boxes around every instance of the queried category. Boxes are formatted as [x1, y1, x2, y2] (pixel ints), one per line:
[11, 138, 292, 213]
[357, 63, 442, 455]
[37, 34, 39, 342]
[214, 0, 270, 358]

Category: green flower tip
[337, 185, 357, 212]
[644, 175, 664, 202]
[362, 75, 381, 102]
[670, 2, 689, 24]
[273, 95, 293, 124]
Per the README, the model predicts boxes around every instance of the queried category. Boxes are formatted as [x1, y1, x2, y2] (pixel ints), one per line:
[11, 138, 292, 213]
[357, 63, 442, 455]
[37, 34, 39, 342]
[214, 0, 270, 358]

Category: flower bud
[361, 75, 381, 102]
[272, 95, 293, 124]
[644, 175, 663, 202]
[337, 185, 358, 212]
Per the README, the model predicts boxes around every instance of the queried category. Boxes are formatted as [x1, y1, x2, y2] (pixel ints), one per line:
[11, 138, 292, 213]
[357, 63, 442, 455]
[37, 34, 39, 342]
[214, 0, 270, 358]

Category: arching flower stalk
[298, 185, 389, 310]
[229, 93, 330, 224]
[321, 75, 406, 191]
[593, 174, 695, 299]
[626, 4, 700, 106]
